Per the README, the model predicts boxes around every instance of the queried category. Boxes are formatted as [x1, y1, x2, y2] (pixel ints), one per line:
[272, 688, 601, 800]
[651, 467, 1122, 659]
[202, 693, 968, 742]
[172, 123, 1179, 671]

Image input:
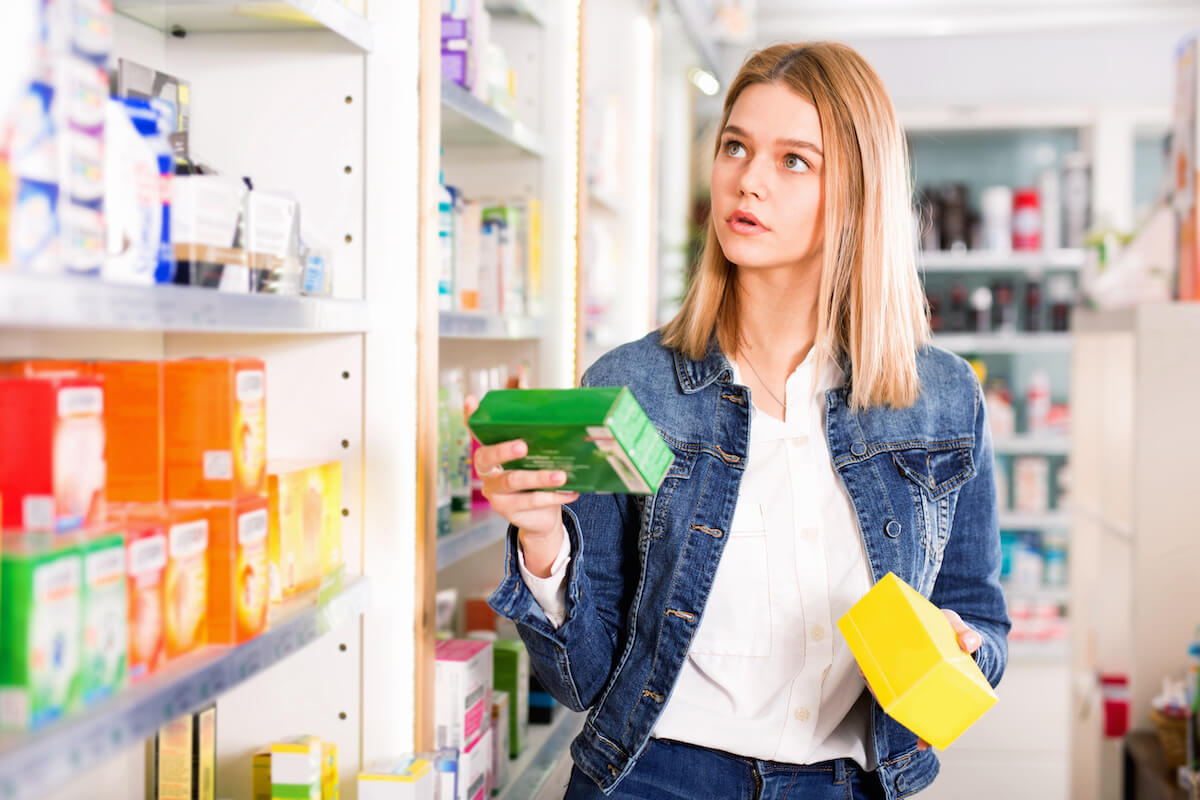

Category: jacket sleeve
[486, 371, 641, 712]
[929, 377, 1012, 688]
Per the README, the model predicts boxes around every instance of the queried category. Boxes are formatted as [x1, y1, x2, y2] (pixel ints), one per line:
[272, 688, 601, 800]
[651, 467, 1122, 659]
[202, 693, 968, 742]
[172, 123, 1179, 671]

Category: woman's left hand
[915, 608, 982, 752]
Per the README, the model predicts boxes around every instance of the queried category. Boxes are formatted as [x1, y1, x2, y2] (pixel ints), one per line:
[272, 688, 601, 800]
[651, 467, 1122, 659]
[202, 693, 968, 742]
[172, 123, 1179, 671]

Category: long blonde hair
[661, 42, 929, 410]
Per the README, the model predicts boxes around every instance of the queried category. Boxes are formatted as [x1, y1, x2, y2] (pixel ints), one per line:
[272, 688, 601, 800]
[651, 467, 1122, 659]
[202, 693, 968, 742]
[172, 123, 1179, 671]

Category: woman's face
[711, 82, 825, 272]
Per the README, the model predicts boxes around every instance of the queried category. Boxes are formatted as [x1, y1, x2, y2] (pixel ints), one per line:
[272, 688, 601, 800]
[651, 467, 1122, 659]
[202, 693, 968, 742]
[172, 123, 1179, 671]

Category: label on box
[22, 495, 55, 530]
[464, 684, 486, 743]
[238, 508, 268, 545]
[236, 370, 265, 402]
[35, 557, 81, 599]
[170, 519, 209, 558]
[203, 450, 233, 480]
[130, 534, 168, 574]
[58, 386, 103, 417]
[86, 547, 125, 584]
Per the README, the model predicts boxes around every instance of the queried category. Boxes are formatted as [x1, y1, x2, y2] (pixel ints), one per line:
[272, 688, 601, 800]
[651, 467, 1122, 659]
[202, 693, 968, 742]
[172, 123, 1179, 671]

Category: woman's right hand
[466, 396, 579, 575]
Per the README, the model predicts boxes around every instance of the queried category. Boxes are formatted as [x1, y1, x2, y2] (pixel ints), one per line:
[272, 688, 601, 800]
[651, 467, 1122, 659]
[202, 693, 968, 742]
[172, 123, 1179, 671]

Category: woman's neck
[735, 263, 820, 374]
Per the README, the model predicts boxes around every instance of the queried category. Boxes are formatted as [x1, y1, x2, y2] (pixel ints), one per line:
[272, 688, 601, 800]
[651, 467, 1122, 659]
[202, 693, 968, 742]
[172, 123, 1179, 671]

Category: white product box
[459, 727, 492, 800]
[491, 691, 510, 793]
[358, 758, 435, 800]
[435, 639, 493, 752]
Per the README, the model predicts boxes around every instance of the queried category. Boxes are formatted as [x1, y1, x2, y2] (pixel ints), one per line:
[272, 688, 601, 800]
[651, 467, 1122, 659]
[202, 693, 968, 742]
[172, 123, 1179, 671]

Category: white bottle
[438, 166, 455, 312]
[1026, 369, 1051, 434]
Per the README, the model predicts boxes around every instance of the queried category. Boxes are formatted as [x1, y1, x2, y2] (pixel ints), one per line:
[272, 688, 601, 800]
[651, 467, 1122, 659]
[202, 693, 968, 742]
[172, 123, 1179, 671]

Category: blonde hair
[661, 42, 930, 410]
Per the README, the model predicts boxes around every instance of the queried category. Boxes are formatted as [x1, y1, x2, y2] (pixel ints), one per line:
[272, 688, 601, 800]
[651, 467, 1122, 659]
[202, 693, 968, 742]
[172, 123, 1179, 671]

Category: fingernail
[965, 633, 981, 650]
[514, 442, 527, 456]
[553, 471, 566, 483]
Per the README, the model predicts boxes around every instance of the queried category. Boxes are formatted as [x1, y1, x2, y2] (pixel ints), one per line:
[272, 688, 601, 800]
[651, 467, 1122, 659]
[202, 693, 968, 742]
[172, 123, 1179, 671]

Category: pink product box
[459, 728, 493, 800]
[435, 639, 494, 752]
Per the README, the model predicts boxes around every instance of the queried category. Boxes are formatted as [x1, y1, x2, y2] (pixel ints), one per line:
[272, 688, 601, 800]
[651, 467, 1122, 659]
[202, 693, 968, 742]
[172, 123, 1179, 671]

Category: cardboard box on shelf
[435, 639, 493, 753]
[267, 460, 343, 602]
[127, 504, 210, 661]
[358, 758, 434, 800]
[81, 527, 128, 705]
[837, 572, 997, 750]
[206, 496, 270, 645]
[93, 360, 165, 505]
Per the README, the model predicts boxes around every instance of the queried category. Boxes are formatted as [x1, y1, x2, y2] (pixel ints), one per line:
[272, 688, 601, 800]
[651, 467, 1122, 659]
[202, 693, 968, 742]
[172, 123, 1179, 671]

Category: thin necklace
[739, 350, 786, 409]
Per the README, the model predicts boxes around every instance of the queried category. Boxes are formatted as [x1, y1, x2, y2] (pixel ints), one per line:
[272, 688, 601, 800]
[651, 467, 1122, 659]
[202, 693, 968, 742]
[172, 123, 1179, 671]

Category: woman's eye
[783, 154, 810, 173]
[725, 141, 746, 158]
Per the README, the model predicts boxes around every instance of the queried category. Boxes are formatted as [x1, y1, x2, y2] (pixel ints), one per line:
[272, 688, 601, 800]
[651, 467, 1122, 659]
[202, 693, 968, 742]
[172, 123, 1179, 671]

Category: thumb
[464, 394, 479, 427]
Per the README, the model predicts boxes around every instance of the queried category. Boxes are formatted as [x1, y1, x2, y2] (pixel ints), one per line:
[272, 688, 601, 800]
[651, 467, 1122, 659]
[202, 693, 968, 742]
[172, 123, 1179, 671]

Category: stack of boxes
[435, 639, 494, 800]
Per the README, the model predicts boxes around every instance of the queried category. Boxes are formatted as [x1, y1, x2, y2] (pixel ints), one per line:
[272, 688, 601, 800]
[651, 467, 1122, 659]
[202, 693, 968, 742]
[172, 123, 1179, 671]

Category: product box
[490, 691, 510, 792]
[93, 360, 165, 505]
[103, 98, 170, 284]
[1174, 34, 1198, 300]
[170, 175, 248, 291]
[837, 572, 998, 750]
[116, 58, 191, 162]
[459, 728, 491, 800]
[125, 512, 167, 681]
[206, 496, 270, 645]
[194, 704, 217, 800]
[81, 528, 128, 705]
[528, 672, 556, 724]
[266, 460, 343, 601]
[0, 376, 106, 532]
[243, 190, 301, 294]
[358, 758, 434, 800]
[151, 713, 194, 800]
[322, 740, 339, 800]
[492, 639, 528, 758]
[155, 504, 210, 660]
[0, 359, 89, 378]
[468, 388, 673, 495]
[435, 639, 493, 752]
[0, 535, 82, 730]
[267, 735, 323, 800]
[164, 358, 266, 502]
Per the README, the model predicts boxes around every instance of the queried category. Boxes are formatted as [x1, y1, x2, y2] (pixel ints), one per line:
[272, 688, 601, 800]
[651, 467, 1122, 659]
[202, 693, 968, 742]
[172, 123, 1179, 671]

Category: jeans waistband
[655, 737, 866, 782]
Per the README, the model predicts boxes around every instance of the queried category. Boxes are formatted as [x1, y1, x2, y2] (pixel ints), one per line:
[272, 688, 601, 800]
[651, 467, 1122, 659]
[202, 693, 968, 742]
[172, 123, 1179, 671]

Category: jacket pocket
[689, 501, 772, 658]
[890, 444, 975, 501]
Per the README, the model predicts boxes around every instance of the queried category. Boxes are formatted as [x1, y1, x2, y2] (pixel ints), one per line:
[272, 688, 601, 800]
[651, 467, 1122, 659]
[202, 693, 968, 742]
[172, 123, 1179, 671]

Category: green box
[493, 639, 529, 758]
[468, 388, 673, 495]
[82, 530, 129, 705]
[0, 536, 83, 730]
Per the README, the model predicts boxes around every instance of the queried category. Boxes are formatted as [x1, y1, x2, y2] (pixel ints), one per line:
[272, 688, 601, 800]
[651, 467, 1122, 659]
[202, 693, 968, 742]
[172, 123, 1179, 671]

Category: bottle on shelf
[991, 281, 1016, 333]
[980, 186, 1013, 253]
[1024, 279, 1042, 332]
[1048, 275, 1073, 332]
[968, 286, 993, 333]
[438, 160, 455, 312]
[939, 184, 970, 252]
[948, 283, 968, 332]
[1026, 369, 1051, 434]
[1012, 188, 1042, 251]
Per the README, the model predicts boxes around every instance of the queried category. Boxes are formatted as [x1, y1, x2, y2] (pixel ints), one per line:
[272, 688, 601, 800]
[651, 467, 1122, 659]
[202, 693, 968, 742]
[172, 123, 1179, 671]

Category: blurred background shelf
[0, 273, 370, 334]
[934, 332, 1073, 354]
[113, 0, 374, 50]
[999, 511, 1071, 529]
[441, 78, 546, 157]
[0, 577, 370, 800]
[484, 0, 549, 26]
[496, 708, 587, 800]
[992, 434, 1071, 456]
[438, 509, 509, 572]
[919, 249, 1086, 273]
[439, 311, 544, 340]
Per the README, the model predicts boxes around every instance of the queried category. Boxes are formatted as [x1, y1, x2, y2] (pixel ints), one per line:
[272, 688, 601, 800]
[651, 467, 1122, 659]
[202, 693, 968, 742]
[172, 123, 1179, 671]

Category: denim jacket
[487, 331, 1010, 799]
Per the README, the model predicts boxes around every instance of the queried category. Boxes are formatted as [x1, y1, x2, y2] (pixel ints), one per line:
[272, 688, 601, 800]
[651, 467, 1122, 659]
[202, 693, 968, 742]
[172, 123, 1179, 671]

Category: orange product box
[0, 360, 90, 379]
[205, 496, 270, 645]
[157, 504, 210, 659]
[123, 509, 168, 682]
[93, 361, 165, 505]
[164, 359, 266, 502]
[266, 460, 342, 601]
[0, 376, 106, 532]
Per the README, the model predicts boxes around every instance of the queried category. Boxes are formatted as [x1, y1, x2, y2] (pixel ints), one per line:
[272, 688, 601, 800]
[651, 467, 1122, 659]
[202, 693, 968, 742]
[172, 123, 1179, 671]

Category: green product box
[493, 639, 529, 758]
[0, 536, 83, 730]
[82, 530, 129, 705]
[467, 388, 673, 495]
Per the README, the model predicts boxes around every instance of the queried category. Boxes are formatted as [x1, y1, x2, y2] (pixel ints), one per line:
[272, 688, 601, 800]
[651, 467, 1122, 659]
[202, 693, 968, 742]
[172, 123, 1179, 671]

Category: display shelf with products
[918, 248, 1086, 273]
[999, 511, 1071, 529]
[441, 78, 546, 157]
[439, 311, 544, 340]
[992, 434, 1071, 456]
[0, 273, 370, 334]
[0, 578, 371, 800]
[497, 708, 587, 800]
[437, 508, 508, 571]
[113, 0, 374, 50]
[485, 0, 549, 27]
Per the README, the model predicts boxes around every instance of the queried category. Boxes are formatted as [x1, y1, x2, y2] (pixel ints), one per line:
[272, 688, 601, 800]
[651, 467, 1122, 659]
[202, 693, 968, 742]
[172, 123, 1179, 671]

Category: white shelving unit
[919, 248, 1086, 273]
[992, 434, 1070, 456]
[440, 78, 546, 158]
[933, 332, 1073, 354]
[0, 2, 422, 797]
[496, 709, 587, 800]
[437, 509, 509, 572]
[438, 311, 543, 341]
[999, 511, 1071, 530]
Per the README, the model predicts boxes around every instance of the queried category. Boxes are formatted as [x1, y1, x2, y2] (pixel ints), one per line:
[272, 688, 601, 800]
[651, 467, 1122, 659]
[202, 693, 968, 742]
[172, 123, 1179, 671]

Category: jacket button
[851, 441, 867, 457]
[885, 520, 901, 538]
[896, 774, 907, 792]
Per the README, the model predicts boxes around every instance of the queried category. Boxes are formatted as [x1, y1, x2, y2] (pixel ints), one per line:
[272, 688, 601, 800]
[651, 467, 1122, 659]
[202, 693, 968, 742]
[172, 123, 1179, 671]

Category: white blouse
[518, 349, 877, 768]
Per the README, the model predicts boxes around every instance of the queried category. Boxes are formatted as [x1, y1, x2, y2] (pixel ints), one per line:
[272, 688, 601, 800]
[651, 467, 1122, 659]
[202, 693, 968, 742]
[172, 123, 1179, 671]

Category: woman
[470, 42, 1009, 799]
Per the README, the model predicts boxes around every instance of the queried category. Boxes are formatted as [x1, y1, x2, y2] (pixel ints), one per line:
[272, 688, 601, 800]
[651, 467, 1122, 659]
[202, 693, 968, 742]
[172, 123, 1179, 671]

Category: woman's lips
[728, 216, 768, 235]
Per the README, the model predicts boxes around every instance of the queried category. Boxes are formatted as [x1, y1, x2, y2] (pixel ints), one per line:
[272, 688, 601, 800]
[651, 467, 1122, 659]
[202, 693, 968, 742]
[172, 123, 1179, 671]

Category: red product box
[0, 377, 106, 532]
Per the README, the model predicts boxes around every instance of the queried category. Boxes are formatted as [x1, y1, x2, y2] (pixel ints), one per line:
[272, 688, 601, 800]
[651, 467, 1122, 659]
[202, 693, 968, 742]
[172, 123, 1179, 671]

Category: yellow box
[836, 572, 997, 750]
[321, 740, 339, 800]
[267, 461, 343, 602]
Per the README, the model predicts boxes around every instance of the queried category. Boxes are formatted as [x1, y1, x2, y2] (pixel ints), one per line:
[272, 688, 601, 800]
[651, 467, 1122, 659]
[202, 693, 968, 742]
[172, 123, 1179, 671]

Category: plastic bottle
[1026, 369, 1051, 434]
[437, 157, 454, 311]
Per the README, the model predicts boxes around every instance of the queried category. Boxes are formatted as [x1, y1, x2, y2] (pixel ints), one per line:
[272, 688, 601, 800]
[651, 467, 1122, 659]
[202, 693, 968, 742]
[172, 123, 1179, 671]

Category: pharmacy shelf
[441, 79, 546, 158]
[485, 0, 549, 26]
[438, 509, 509, 571]
[934, 332, 1072, 354]
[1007, 637, 1071, 665]
[669, 0, 726, 85]
[1003, 585, 1071, 607]
[919, 249, 1086, 273]
[999, 511, 1071, 529]
[114, 0, 374, 51]
[0, 273, 370, 334]
[439, 311, 543, 340]
[497, 708, 587, 800]
[0, 577, 371, 800]
[993, 434, 1071, 456]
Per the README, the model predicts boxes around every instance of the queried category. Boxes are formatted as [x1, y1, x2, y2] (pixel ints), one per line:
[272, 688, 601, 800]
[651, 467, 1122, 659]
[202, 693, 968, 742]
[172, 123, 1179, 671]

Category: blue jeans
[563, 738, 888, 800]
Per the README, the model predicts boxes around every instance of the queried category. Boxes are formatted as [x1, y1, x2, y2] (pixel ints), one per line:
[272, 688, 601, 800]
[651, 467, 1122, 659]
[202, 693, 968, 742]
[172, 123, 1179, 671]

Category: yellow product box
[322, 740, 338, 800]
[256, 735, 322, 800]
[266, 461, 343, 602]
[358, 758, 434, 800]
[836, 572, 997, 750]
